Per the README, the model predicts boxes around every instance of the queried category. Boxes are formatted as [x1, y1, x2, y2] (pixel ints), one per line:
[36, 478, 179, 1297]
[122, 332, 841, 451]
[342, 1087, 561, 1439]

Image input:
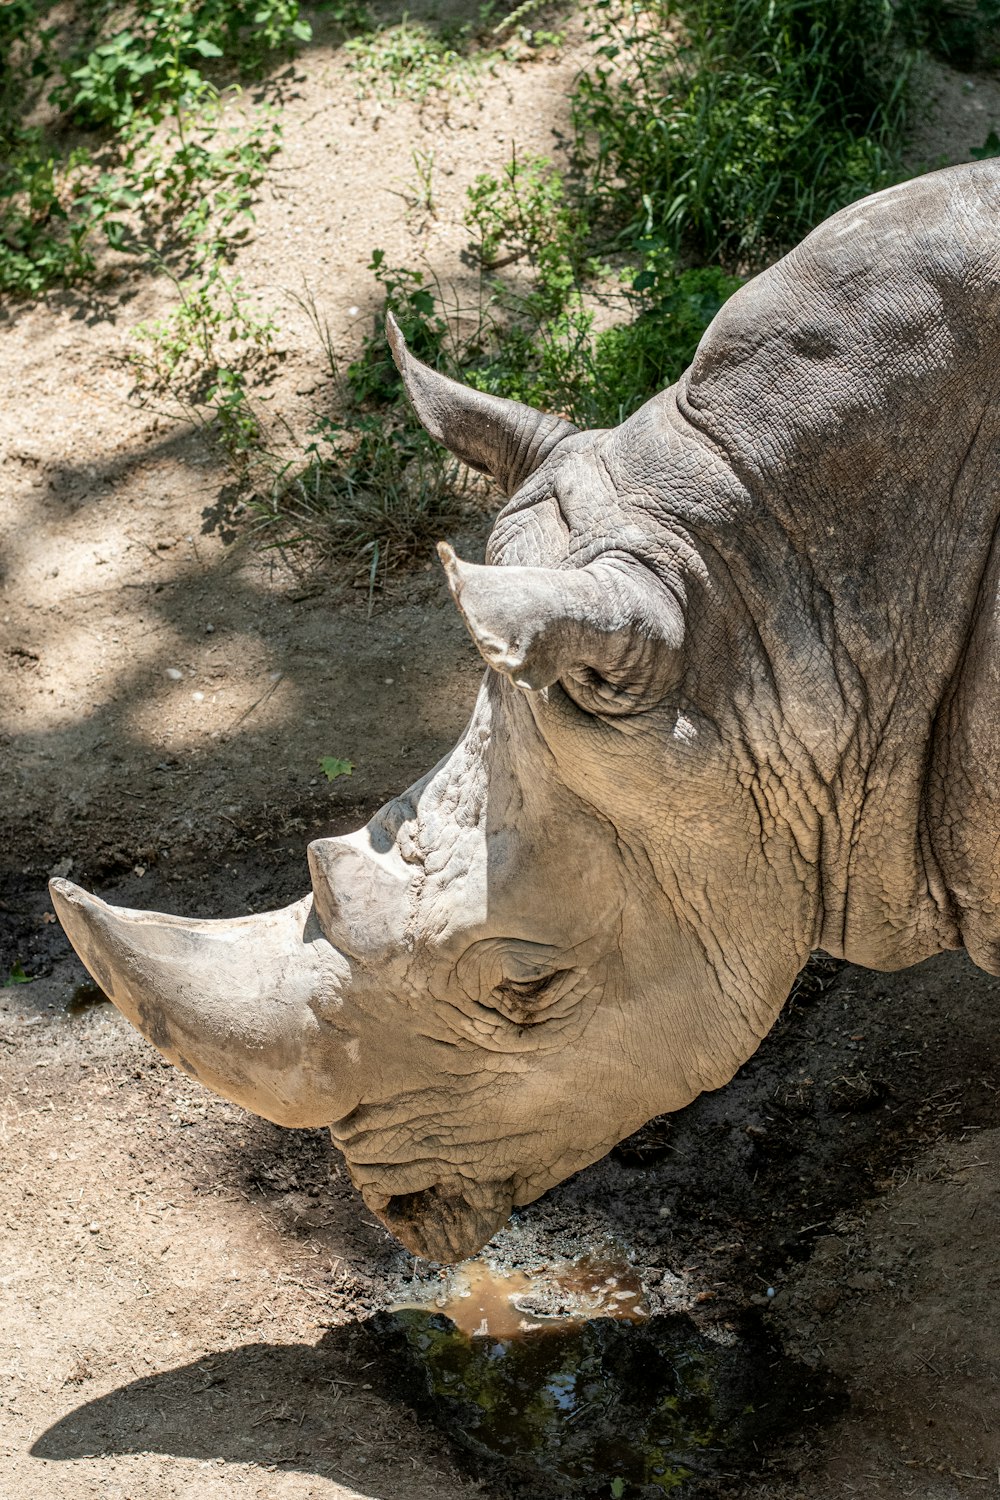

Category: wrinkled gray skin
[52, 163, 1000, 1262]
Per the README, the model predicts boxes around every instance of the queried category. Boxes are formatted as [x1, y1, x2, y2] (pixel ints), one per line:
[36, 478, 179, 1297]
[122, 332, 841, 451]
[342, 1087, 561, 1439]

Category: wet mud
[393, 1255, 649, 1338]
[64, 979, 110, 1017]
[372, 1258, 844, 1498]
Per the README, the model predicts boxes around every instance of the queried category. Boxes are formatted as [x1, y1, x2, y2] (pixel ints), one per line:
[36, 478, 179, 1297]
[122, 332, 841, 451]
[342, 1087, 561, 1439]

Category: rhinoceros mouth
[364, 1181, 515, 1263]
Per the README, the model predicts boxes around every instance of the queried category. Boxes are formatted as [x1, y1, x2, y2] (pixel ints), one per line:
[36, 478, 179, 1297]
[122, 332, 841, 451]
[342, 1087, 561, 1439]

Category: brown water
[393, 1255, 648, 1338]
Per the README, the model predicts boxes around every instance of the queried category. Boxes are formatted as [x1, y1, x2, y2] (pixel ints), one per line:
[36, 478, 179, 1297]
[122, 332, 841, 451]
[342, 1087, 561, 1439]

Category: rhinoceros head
[51, 313, 818, 1262]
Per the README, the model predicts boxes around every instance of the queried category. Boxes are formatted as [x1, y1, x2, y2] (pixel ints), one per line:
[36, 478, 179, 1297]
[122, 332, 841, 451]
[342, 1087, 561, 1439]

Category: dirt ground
[4, 13, 1000, 1499]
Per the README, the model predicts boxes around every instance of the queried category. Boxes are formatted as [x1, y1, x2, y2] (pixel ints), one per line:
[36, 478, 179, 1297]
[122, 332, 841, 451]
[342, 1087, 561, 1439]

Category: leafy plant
[3, 961, 35, 986]
[55, 0, 311, 129]
[130, 258, 281, 470]
[319, 756, 354, 779]
[0, 144, 95, 295]
[0, 0, 316, 297]
[573, 0, 917, 268]
[341, 0, 565, 105]
[972, 128, 1000, 160]
[466, 152, 596, 318]
[461, 153, 740, 425]
[132, 261, 279, 397]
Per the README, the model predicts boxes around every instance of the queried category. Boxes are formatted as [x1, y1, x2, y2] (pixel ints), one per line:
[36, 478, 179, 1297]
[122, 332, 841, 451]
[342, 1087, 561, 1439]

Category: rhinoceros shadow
[30, 1304, 843, 1497]
[30, 1321, 400, 1486]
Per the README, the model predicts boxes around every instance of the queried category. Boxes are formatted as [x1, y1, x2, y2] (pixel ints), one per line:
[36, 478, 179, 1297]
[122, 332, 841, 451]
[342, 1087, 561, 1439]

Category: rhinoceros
[52, 161, 1000, 1262]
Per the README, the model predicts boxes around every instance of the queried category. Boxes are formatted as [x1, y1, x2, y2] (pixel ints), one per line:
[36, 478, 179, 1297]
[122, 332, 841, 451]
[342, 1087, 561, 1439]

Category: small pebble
[88, 1222, 100, 1234]
[165, 667, 183, 680]
[192, 691, 205, 702]
[766, 1286, 776, 1298]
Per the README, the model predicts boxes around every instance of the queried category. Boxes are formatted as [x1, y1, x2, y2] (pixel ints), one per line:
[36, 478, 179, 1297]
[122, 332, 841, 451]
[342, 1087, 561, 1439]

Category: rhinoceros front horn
[385, 310, 578, 495]
[49, 878, 357, 1128]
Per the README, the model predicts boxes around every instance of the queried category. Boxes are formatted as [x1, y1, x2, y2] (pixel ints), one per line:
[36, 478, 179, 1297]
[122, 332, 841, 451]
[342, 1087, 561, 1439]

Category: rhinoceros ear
[439, 543, 685, 711]
[386, 312, 578, 497]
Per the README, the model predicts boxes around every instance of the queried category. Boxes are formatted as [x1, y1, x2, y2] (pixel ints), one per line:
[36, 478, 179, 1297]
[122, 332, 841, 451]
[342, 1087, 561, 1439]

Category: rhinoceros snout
[366, 1181, 515, 1263]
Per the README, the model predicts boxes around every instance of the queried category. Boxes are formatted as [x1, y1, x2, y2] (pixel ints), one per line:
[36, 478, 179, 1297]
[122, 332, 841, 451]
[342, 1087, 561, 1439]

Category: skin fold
[52, 162, 1000, 1263]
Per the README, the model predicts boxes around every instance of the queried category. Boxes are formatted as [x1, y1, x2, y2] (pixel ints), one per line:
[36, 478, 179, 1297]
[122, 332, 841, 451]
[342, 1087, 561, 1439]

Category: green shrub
[463, 162, 740, 425]
[897, 0, 1000, 68]
[0, 0, 321, 297]
[574, 0, 917, 268]
[55, 0, 312, 130]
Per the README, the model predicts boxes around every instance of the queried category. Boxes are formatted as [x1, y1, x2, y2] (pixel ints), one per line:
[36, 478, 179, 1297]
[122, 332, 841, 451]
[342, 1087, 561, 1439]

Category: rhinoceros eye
[561, 666, 646, 717]
[493, 971, 567, 1024]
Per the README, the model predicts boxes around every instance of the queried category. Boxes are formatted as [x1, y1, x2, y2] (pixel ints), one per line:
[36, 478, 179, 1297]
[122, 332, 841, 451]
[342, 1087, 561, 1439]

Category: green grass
[344, 15, 486, 103]
[342, 3, 566, 105]
[573, 0, 918, 269]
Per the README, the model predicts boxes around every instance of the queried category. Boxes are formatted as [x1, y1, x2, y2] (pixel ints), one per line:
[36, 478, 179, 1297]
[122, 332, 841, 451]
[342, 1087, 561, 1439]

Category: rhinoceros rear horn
[386, 311, 578, 496]
[439, 543, 685, 708]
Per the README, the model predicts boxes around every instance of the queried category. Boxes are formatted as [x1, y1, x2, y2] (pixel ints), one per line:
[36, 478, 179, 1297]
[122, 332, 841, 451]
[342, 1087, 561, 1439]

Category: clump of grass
[897, 0, 1000, 68]
[574, 0, 918, 269]
[270, 414, 470, 575]
[343, 2, 568, 106]
[344, 16, 484, 104]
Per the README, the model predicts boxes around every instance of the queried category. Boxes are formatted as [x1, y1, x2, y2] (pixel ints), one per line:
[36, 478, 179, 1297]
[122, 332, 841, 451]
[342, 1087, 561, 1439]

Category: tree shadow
[0, 391, 489, 892]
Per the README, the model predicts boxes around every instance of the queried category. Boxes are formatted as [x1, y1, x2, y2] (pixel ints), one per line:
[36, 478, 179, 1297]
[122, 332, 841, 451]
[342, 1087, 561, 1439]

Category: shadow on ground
[31, 1304, 845, 1499]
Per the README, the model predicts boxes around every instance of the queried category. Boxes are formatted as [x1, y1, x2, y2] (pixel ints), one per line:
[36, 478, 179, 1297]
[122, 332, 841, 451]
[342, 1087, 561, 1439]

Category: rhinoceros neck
[711, 455, 970, 974]
[619, 166, 1000, 973]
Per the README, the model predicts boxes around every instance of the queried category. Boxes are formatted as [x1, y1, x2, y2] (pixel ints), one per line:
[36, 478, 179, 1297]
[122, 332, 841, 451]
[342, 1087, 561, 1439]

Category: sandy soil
[4, 15, 1000, 1500]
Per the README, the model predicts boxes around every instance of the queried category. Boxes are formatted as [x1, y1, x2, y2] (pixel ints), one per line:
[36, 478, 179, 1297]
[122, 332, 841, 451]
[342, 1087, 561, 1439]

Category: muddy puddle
[373, 1257, 841, 1497]
[64, 981, 110, 1017]
[393, 1255, 649, 1338]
